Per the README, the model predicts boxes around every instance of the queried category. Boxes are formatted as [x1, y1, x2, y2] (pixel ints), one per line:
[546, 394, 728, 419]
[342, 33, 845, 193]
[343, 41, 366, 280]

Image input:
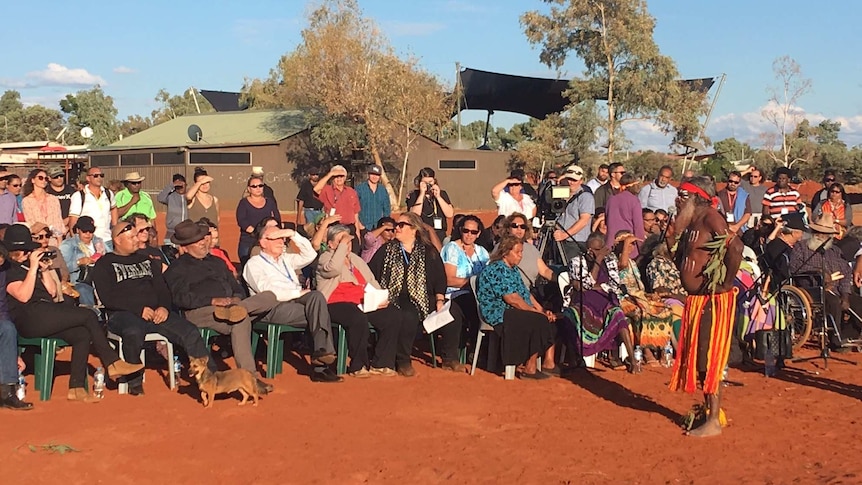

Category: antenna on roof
[187, 124, 203, 143]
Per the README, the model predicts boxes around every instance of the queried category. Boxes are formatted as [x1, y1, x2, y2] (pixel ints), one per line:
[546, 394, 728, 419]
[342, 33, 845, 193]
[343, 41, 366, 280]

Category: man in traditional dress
[670, 176, 744, 437]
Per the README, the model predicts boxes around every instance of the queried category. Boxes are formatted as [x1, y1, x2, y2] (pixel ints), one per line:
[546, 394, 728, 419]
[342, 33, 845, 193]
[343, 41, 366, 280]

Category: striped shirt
[761, 186, 802, 216]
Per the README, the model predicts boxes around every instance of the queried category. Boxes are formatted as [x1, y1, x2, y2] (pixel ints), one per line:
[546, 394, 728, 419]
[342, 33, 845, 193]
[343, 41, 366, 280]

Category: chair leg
[470, 331, 484, 376]
[251, 331, 260, 357]
[336, 325, 348, 375]
[265, 325, 280, 379]
[487, 333, 500, 374]
[166, 341, 176, 390]
[429, 334, 437, 368]
[504, 365, 516, 380]
[459, 346, 467, 365]
[40, 339, 58, 401]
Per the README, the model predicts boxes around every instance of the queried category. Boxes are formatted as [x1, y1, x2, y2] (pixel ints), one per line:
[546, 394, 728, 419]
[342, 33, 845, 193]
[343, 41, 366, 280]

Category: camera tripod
[536, 219, 578, 267]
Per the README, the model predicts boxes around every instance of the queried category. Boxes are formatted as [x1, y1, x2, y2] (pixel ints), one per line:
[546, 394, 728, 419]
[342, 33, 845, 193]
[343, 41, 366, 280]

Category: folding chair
[468, 276, 516, 380]
[17, 337, 71, 401]
[107, 331, 177, 393]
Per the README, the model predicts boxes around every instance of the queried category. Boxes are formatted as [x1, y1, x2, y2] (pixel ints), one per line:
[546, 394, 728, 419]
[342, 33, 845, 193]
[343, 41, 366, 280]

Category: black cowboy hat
[170, 219, 209, 245]
[3, 224, 40, 252]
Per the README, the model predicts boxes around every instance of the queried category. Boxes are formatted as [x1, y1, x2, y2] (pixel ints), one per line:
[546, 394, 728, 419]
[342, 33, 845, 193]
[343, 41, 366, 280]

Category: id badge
[726, 212, 735, 223]
[432, 217, 443, 230]
[329, 208, 337, 216]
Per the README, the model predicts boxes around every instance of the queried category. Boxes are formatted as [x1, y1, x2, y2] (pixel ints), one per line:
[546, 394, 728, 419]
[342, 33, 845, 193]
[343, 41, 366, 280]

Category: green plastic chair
[252, 321, 306, 378]
[332, 323, 378, 376]
[17, 337, 71, 401]
[197, 327, 261, 361]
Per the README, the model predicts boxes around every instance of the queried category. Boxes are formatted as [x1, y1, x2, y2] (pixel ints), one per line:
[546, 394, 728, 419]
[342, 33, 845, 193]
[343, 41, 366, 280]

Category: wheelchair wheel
[778, 285, 813, 351]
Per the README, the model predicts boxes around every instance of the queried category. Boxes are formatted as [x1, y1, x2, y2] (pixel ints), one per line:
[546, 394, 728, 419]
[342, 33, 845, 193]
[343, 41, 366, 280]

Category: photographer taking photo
[552, 165, 594, 261]
[406, 167, 454, 241]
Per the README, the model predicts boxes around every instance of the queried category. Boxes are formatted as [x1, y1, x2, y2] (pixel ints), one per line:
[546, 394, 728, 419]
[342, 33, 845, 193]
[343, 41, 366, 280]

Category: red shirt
[317, 185, 360, 225]
[328, 266, 367, 304]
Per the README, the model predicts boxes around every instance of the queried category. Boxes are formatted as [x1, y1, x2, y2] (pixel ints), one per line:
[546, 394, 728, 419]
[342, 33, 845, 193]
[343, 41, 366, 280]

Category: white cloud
[26, 63, 106, 87]
[383, 21, 446, 37]
[113, 66, 136, 74]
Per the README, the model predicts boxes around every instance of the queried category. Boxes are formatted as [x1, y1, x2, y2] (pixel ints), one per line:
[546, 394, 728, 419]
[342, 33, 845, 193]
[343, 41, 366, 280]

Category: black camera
[40, 250, 57, 261]
[425, 182, 433, 192]
[540, 184, 571, 218]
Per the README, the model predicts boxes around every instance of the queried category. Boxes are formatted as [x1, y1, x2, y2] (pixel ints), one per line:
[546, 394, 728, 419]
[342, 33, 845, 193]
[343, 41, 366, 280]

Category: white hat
[558, 165, 585, 182]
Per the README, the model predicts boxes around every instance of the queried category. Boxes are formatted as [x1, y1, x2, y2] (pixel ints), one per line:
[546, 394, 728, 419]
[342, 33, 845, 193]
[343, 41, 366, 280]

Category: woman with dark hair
[441, 214, 488, 349]
[21, 169, 65, 246]
[369, 212, 463, 375]
[187, 168, 219, 228]
[476, 235, 556, 379]
[361, 216, 396, 263]
[478, 214, 506, 252]
[604, 173, 645, 258]
[406, 167, 454, 241]
[814, 182, 853, 238]
[236, 175, 281, 265]
[317, 224, 416, 377]
[504, 212, 553, 290]
[7, 175, 24, 223]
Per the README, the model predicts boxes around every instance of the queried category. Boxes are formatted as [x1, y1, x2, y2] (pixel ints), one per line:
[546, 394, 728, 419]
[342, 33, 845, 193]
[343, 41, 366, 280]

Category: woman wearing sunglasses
[236, 175, 281, 265]
[21, 169, 65, 246]
[441, 215, 489, 366]
[360, 216, 396, 263]
[813, 182, 853, 239]
[7, 175, 24, 223]
[503, 212, 554, 291]
[369, 212, 461, 376]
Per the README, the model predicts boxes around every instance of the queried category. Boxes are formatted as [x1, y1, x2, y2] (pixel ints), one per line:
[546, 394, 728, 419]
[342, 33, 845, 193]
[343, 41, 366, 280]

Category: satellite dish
[187, 124, 203, 142]
[80, 127, 94, 139]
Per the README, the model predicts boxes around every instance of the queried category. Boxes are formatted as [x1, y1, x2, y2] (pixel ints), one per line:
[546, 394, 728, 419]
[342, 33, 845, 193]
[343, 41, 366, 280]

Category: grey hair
[326, 224, 351, 243]
[845, 225, 862, 241]
[686, 176, 716, 198]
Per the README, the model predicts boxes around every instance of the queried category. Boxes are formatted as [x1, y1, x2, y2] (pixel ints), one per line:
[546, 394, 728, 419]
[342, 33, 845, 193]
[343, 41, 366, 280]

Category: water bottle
[93, 367, 105, 399]
[16, 371, 26, 401]
[173, 356, 182, 374]
[662, 340, 674, 368]
[633, 346, 643, 374]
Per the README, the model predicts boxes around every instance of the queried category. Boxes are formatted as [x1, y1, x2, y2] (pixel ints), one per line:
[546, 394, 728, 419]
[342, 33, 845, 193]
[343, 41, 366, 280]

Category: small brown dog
[188, 356, 260, 408]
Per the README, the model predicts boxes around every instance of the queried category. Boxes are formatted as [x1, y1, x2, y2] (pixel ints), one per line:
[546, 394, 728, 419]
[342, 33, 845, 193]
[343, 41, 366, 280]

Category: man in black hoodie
[92, 220, 215, 396]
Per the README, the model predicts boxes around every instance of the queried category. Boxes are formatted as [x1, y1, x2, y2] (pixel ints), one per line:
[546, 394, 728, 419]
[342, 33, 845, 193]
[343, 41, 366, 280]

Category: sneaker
[349, 367, 372, 378]
[369, 367, 397, 377]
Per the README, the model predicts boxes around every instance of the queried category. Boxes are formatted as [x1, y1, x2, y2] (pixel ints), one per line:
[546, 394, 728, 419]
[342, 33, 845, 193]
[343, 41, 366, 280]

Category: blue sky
[3, 0, 862, 150]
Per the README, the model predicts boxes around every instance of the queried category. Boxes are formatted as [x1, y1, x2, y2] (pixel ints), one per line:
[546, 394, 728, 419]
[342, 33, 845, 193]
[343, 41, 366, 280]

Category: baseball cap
[558, 165, 585, 182]
[368, 165, 382, 175]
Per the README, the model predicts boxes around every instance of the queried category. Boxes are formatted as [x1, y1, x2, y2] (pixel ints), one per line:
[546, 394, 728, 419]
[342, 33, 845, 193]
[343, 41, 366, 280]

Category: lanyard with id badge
[425, 195, 443, 230]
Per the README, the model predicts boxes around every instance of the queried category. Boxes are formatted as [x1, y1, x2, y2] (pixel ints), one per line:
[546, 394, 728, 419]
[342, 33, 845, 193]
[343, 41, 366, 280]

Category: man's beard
[656, 179, 667, 188]
[807, 235, 833, 252]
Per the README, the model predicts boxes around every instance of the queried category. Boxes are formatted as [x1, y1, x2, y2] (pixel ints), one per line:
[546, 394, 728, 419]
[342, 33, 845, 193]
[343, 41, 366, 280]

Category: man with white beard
[638, 165, 678, 212]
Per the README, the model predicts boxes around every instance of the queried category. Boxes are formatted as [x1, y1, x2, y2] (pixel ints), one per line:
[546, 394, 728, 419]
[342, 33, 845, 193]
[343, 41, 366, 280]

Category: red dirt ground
[4, 343, 862, 484]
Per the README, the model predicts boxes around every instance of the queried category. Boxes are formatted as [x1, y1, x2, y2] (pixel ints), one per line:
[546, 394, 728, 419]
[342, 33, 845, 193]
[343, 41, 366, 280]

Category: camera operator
[406, 167, 454, 241]
[552, 165, 594, 261]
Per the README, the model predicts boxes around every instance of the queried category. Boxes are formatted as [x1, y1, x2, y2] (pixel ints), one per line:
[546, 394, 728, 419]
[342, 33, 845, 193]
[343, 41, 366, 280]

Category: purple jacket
[605, 191, 645, 259]
[0, 192, 16, 225]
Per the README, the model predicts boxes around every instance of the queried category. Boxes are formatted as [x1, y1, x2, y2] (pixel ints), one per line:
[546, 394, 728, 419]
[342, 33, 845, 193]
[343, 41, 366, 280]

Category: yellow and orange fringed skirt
[669, 288, 738, 395]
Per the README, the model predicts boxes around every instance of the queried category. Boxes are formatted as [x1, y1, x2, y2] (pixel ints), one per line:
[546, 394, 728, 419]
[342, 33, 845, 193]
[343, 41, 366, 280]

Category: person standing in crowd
[553, 165, 594, 260]
[593, 162, 625, 212]
[740, 166, 768, 226]
[59, 216, 104, 309]
[93, 220, 216, 396]
[585, 164, 609, 193]
[813, 182, 853, 238]
[810, 169, 837, 209]
[361, 216, 395, 263]
[369, 212, 457, 376]
[251, 167, 276, 202]
[243, 224, 342, 383]
[296, 169, 323, 226]
[605, 173, 645, 257]
[355, 165, 391, 236]
[669, 176, 743, 437]
[537, 169, 557, 204]
[0, 169, 16, 225]
[45, 166, 76, 231]
[115, 172, 156, 221]
[762, 167, 802, 217]
[7, 175, 24, 223]
[4, 224, 143, 402]
[638, 165, 678, 212]
[716, 171, 752, 234]
[406, 167, 454, 242]
[186, 168, 219, 228]
[236, 174, 281, 265]
[491, 172, 536, 218]
[157, 174, 188, 243]
[69, 167, 117, 249]
[21, 168, 66, 246]
[314, 165, 363, 250]
[164, 221, 277, 391]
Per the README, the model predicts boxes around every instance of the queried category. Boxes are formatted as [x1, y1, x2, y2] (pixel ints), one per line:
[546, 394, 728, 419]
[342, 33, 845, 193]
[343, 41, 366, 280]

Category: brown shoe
[67, 387, 100, 403]
[397, 362, 416, 377]
[214, 304, 248, 323]
[311, 352, 337, 366]
[441, 360, 468, 373]
[107, 360, 144, 378]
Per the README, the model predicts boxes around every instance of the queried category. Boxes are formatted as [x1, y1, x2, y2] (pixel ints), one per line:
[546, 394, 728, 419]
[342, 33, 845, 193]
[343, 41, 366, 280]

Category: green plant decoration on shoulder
[702, 233, 731, 294]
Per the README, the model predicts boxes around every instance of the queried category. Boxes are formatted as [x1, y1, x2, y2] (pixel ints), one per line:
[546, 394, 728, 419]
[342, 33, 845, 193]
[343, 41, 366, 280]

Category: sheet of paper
[359, 284, 389, 313]
[423, 300, 454, 333]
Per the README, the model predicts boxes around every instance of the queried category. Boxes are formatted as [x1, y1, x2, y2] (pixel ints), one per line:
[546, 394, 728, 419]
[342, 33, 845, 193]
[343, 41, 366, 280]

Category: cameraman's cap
[73, 216, 96, 233]
[368, 165, 382, 175]
[558, 165, 585, 182]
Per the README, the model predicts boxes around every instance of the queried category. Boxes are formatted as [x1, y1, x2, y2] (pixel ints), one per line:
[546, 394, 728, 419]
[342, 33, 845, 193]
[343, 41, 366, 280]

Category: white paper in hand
[359, 284, 389, 313]
[423, 300, 454, 333]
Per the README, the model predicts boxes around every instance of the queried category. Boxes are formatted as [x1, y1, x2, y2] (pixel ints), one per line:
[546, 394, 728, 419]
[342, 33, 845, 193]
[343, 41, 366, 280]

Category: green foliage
[60, 86, 120, 146]
[119, 114, 153, 138]
[0, 90, 23, 115]
[25, 442, 79, 454]
[0, 90, 65, 142]
[624, 150, 674, 180]
[151, 88, 214, 125]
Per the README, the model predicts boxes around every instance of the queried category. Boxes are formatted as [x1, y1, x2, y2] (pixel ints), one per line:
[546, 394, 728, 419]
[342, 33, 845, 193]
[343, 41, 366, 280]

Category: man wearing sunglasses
[69, 167, 118, 247]
[593, 162, 626, 212]
[313, 165, 362, 253]
[716, 171, 752, 234]
[115, 172, 156, 221]
[46, 166, 76, 229]
[740, 166, 768, 226]
[0, 168, 16, 225]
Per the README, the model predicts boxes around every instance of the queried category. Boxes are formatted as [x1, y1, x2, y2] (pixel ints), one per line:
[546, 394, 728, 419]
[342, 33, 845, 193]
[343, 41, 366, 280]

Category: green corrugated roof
[107, 110, 308, 148]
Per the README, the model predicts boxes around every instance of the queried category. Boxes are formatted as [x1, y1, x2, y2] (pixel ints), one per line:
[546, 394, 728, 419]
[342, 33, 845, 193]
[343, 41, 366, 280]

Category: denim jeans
[0, 319, 18, 385]
[303, 208, 323, 225]
[76, 283, 96, 308]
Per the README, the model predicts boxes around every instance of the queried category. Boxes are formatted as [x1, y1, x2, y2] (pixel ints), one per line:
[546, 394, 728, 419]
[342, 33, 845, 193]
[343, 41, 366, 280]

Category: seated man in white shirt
[243, 225, 342, 383]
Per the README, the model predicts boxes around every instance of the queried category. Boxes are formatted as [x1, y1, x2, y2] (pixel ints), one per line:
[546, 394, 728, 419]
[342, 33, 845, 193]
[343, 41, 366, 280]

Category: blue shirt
[638, 181, 678, 212]
[477, 260, 531, 325]
[441, 241, 489, 295]
[355, 181, 391, 229]
[556, 186, 595, 242]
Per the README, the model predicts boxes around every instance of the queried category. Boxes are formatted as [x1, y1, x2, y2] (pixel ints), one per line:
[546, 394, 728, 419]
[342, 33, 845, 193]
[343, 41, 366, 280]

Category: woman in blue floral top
[477, 235, 557, 379]
[441, 215, 489, 351]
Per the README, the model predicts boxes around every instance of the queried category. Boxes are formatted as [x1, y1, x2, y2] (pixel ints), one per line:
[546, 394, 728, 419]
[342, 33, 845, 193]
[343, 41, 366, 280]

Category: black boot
[1, 383, 34, 411]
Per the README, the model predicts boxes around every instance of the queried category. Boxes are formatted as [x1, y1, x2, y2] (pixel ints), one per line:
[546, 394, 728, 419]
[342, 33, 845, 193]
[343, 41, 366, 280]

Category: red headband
[679, 182, 719, 209]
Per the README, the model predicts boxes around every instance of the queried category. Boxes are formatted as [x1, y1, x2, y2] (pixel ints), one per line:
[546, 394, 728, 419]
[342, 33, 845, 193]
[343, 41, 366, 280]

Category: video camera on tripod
[539, 183, 573, 220]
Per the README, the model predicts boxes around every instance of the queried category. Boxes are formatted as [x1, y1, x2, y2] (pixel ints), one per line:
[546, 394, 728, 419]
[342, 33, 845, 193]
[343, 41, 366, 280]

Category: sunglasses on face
[248, 184, 264, 189]
[117, 223, 135, 236]
[509, 223, 528, 230]
[35, 175, 47, 181]
[727, 180, 740, 185]
[830, 190, 842, 194]
[138, 227, 151, 235]
[614, 171, 626, 175]
[9, 183, 20, 188]
[461, 228, 480, 235]
[78, 229, 94, 234]
[396, 221, 413, 229]
[332, 175, 345, 179]
[51, 174, 64, 179]
[32, 234, 48, 241]
[825, 178, 836, 183]
[128, 181, 142, 186]
[382, 228, 395, 233]
[90, 173, 105, 178]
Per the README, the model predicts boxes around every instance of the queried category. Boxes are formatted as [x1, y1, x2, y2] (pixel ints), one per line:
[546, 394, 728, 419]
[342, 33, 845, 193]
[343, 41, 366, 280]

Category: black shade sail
[458, 68, 715, 119]
[199, 90, 247, 112]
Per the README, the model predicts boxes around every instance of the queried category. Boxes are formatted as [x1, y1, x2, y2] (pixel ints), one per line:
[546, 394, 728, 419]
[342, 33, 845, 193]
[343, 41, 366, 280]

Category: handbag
[77, 265, 94, 285]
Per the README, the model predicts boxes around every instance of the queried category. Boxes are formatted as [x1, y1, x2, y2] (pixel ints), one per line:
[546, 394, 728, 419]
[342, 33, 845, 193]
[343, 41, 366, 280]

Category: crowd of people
[2, 160, 860, 440]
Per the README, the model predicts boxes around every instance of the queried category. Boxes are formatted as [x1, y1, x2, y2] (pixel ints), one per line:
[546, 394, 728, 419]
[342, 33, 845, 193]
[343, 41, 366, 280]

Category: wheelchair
[778, 273, 843, 352]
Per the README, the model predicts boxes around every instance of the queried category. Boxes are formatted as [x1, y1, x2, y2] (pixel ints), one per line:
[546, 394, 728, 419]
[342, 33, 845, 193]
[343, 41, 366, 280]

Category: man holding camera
[157, 174, 188, 243]
[552, 165, 594, 261]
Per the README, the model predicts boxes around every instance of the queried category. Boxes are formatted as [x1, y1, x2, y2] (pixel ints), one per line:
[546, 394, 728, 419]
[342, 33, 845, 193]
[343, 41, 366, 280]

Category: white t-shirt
[495, 190, 536, 217]
[69, 187, 116, 242]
